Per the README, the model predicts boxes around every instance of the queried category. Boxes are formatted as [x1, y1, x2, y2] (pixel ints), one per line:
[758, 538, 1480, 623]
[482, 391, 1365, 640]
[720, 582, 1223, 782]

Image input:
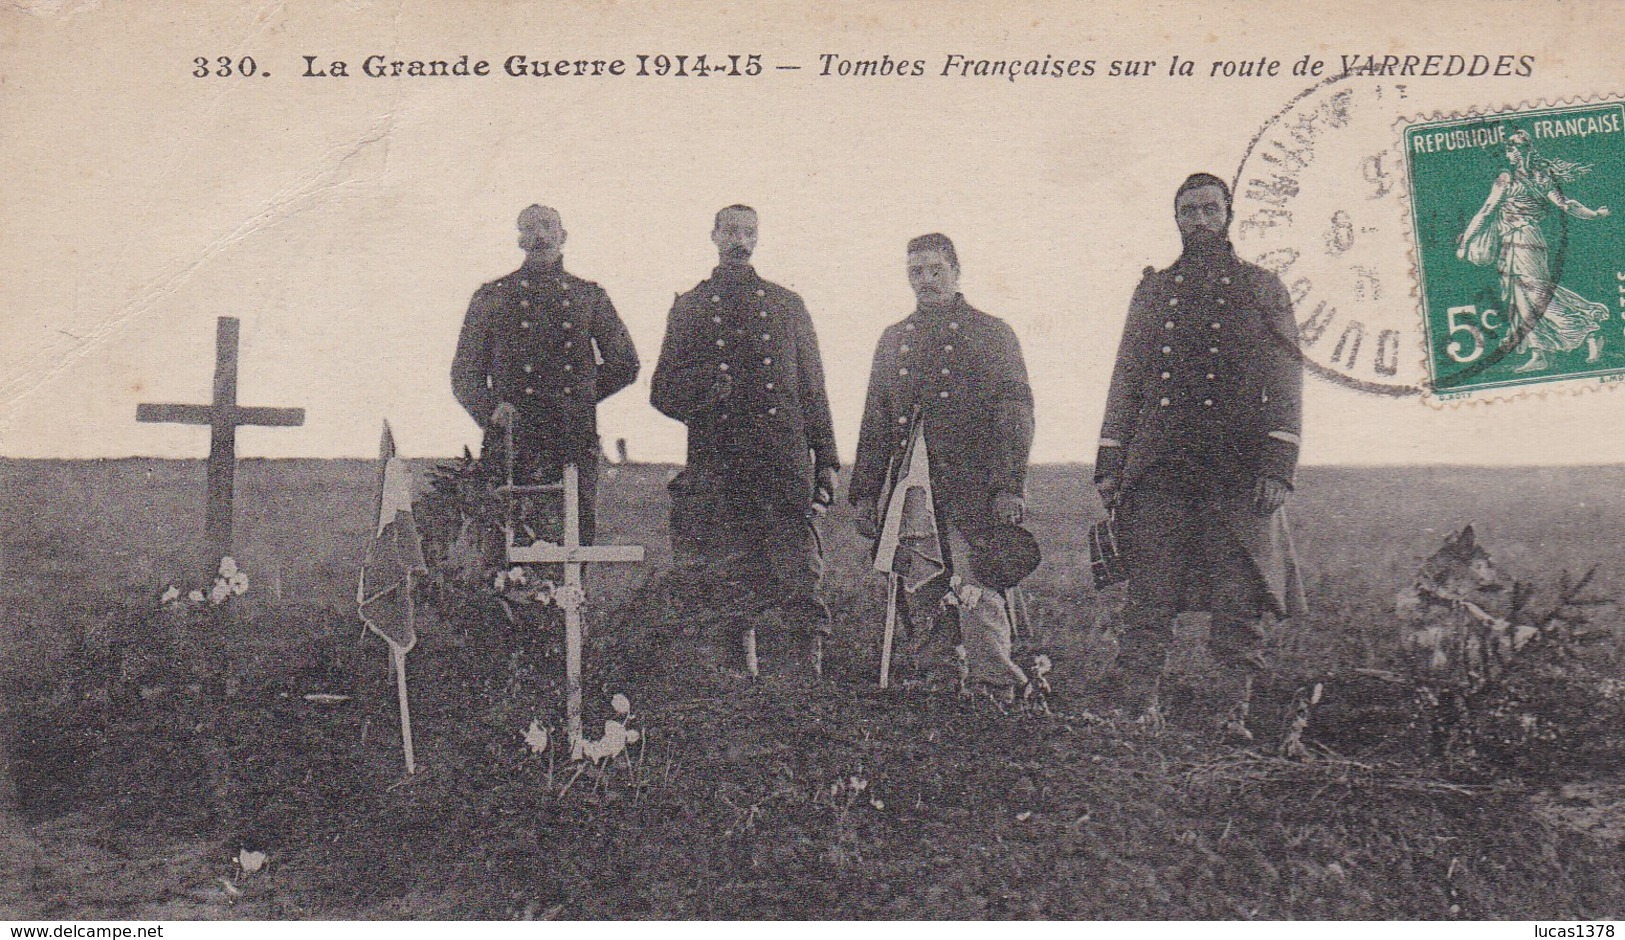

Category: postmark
[1233, 75, 1425, 397]
[1400, 97, 1625, 401]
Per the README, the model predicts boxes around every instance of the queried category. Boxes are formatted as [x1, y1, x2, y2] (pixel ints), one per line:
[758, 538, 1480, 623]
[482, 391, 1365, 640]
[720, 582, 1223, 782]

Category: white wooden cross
[502, 463, 644, 760]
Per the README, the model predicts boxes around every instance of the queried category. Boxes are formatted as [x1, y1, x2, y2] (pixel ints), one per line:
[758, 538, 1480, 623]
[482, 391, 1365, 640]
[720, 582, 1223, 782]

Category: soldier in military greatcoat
[851, 233, 1035, 696]
[1095, 173, 1308, 737]
[650, 205, 839, 667]
[451, 204, 640, 544]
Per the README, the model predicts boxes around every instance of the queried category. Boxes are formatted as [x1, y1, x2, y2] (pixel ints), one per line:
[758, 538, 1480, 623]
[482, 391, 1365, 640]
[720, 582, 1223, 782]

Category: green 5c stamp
[1404, 99, 1624, 399]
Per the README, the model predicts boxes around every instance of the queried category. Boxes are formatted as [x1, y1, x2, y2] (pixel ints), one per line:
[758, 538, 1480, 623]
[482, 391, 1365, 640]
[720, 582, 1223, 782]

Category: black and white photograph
[3, 0, 1625, 928]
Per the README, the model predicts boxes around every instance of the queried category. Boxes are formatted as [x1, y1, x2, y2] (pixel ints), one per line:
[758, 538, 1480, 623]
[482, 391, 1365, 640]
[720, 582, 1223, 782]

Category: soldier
[1095, 173, 1307, 738]
[851, 233, 1035, 698]
[451, 204, 640, 544]
[650, 205, 839, 672]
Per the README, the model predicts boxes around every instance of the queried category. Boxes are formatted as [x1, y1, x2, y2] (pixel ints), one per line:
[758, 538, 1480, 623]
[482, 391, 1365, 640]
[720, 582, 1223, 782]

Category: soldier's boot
[1111, 604, 1174, 724]
[1211, 614, 1270, 745]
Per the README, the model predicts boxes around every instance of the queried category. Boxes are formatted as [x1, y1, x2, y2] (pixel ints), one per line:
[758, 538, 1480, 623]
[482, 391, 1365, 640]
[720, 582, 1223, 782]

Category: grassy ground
[3, 459, 1625, 919]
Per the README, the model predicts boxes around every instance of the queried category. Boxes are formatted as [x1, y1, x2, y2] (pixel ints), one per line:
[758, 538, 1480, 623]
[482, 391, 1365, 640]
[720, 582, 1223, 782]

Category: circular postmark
[1232, 74, 1423, 396]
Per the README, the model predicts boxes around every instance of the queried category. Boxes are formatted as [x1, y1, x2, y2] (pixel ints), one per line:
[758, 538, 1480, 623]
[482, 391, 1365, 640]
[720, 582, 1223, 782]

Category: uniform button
[562, 299, 570, 308]
[939, 391, 950, 399]
[720, 413, 730, 421]
[1164, 321, 1175, 329]
[1161, 345, 1172, 354]
[719, 363, 729, 371]
[1210, 346, 1219, 353]
[944, 344, 954, 352]
[521, 320, 531, 329]
[1159, 397, 1170, 406]
[905, 323, 916, 331]
[525, 387, 535, 395]
[564, 387, 574, 395]
[1216, 298, 1226, 306]
[1204, 399, 1213, 406]
[761, 333, 771, 341]
[520, 279, 530, 288]
[711, 295, 720, 303]
[523, 364, 533, 373]
[900, 344, 910, 353]
[1221, 276, 1232, 285]
[768, 407, 778, 416]
[520, 299, 530, 308]
[564, 365, 573, 372]
[758, 310, 768, 318]
[1174, 274, 1184, 283]
[1161, 371, 1170, 379]
[563, 340, 573, 348]
[899, 368, 909, 376]
[1211, 322, 1221, 330]
[949, 322, 960, 331]
[940, 368, 950, 375]
[897, 416, 908, 425]
[755, 288, 765, 297]
[763, 357, 773, 366]
[716, 339, 726, 348]
[712, 315, 722, 324]
[562, 321, 573, 330]
[1169, 298, 1179, 307]
[1206, 372, 1215, 379]
[765, 382, 774, 390]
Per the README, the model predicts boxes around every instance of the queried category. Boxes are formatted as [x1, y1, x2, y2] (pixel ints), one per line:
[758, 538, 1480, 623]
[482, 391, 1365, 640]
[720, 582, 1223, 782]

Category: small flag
[872, 418, 944, 594]
[358, 421, 427, 653]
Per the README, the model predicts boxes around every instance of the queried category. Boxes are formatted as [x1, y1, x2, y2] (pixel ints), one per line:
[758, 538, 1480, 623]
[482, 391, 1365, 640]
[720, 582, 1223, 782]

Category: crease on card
[0, 111, 398, 423]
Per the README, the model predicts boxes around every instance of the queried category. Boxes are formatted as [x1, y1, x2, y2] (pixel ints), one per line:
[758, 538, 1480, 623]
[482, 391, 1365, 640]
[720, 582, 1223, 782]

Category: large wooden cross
[136, 317, 306, 561]
[503, 463, 644, 761]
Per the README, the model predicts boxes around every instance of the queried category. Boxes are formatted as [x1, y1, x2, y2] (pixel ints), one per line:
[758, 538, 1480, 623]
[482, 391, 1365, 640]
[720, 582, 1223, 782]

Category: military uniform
[1095, 243, 1307, 682]
[650, 263, 838, 634]
[851, 294, 1035, 688]
[451, 257, 639, 543]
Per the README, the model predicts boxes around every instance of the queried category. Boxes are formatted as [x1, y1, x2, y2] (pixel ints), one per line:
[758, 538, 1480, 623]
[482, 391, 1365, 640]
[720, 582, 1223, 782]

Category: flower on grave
[523, 720, 550, 755]
[579, 718, 640, 763]
[188, 589, 206, 603]
[218, 556, 239, 579]
[208, 579, 231, 606]
[160, 585, 181, 605]
[228, 571, 250, 596]
[611, 693, 632, 717]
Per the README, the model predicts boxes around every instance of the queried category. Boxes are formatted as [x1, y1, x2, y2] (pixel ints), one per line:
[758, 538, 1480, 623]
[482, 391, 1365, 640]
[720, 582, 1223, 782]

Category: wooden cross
[503, 463, 644, 760]
[136, 317, 306, 561]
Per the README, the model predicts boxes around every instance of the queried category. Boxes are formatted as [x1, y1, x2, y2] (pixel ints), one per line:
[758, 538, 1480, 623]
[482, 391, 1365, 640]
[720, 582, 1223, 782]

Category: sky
[3, 0, 1623, 465]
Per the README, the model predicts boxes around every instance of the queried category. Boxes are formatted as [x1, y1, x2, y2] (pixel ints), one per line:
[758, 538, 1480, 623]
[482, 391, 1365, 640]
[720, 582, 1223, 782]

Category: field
[3, 458, 1625, 919]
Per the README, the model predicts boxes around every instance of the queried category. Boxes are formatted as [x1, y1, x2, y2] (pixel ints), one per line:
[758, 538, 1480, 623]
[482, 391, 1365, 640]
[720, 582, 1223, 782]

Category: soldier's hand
[994, 492, 1026, 526]
[1254, 476, 1290, 516]
[813, 466, 838, 510]
[1096, 475, 1121, 511]
[854, 497, 880, 539]
[490, 401, 518, 428]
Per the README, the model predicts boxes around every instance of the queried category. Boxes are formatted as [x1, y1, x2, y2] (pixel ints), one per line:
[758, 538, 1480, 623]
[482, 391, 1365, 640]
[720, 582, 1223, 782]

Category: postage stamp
[1402, 98, 1625, 401]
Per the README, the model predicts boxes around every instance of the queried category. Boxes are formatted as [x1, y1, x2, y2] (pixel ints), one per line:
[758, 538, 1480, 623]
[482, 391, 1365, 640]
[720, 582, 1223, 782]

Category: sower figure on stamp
[1095, 174, 1307, 739]
[651, 205, 839, 676]
[451, 204, 640, 553]
[851, 234, 1035, 700]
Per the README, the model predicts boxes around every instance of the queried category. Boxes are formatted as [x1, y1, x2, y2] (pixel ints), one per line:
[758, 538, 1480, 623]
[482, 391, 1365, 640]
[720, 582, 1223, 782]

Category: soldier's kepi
[451, 204, 641, 544]
[851, 233, 1037, 696]
[651, 205, 839, 669]
[1095, 173, 1308, 740]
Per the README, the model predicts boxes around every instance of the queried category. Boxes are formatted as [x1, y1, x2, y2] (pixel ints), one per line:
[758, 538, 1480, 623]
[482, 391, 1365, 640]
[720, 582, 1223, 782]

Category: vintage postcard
[4, 0, 1625, 927]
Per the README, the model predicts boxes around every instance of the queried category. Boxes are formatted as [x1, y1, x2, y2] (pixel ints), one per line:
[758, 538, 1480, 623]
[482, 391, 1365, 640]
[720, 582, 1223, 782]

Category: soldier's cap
[970, 523, 1042, 592]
